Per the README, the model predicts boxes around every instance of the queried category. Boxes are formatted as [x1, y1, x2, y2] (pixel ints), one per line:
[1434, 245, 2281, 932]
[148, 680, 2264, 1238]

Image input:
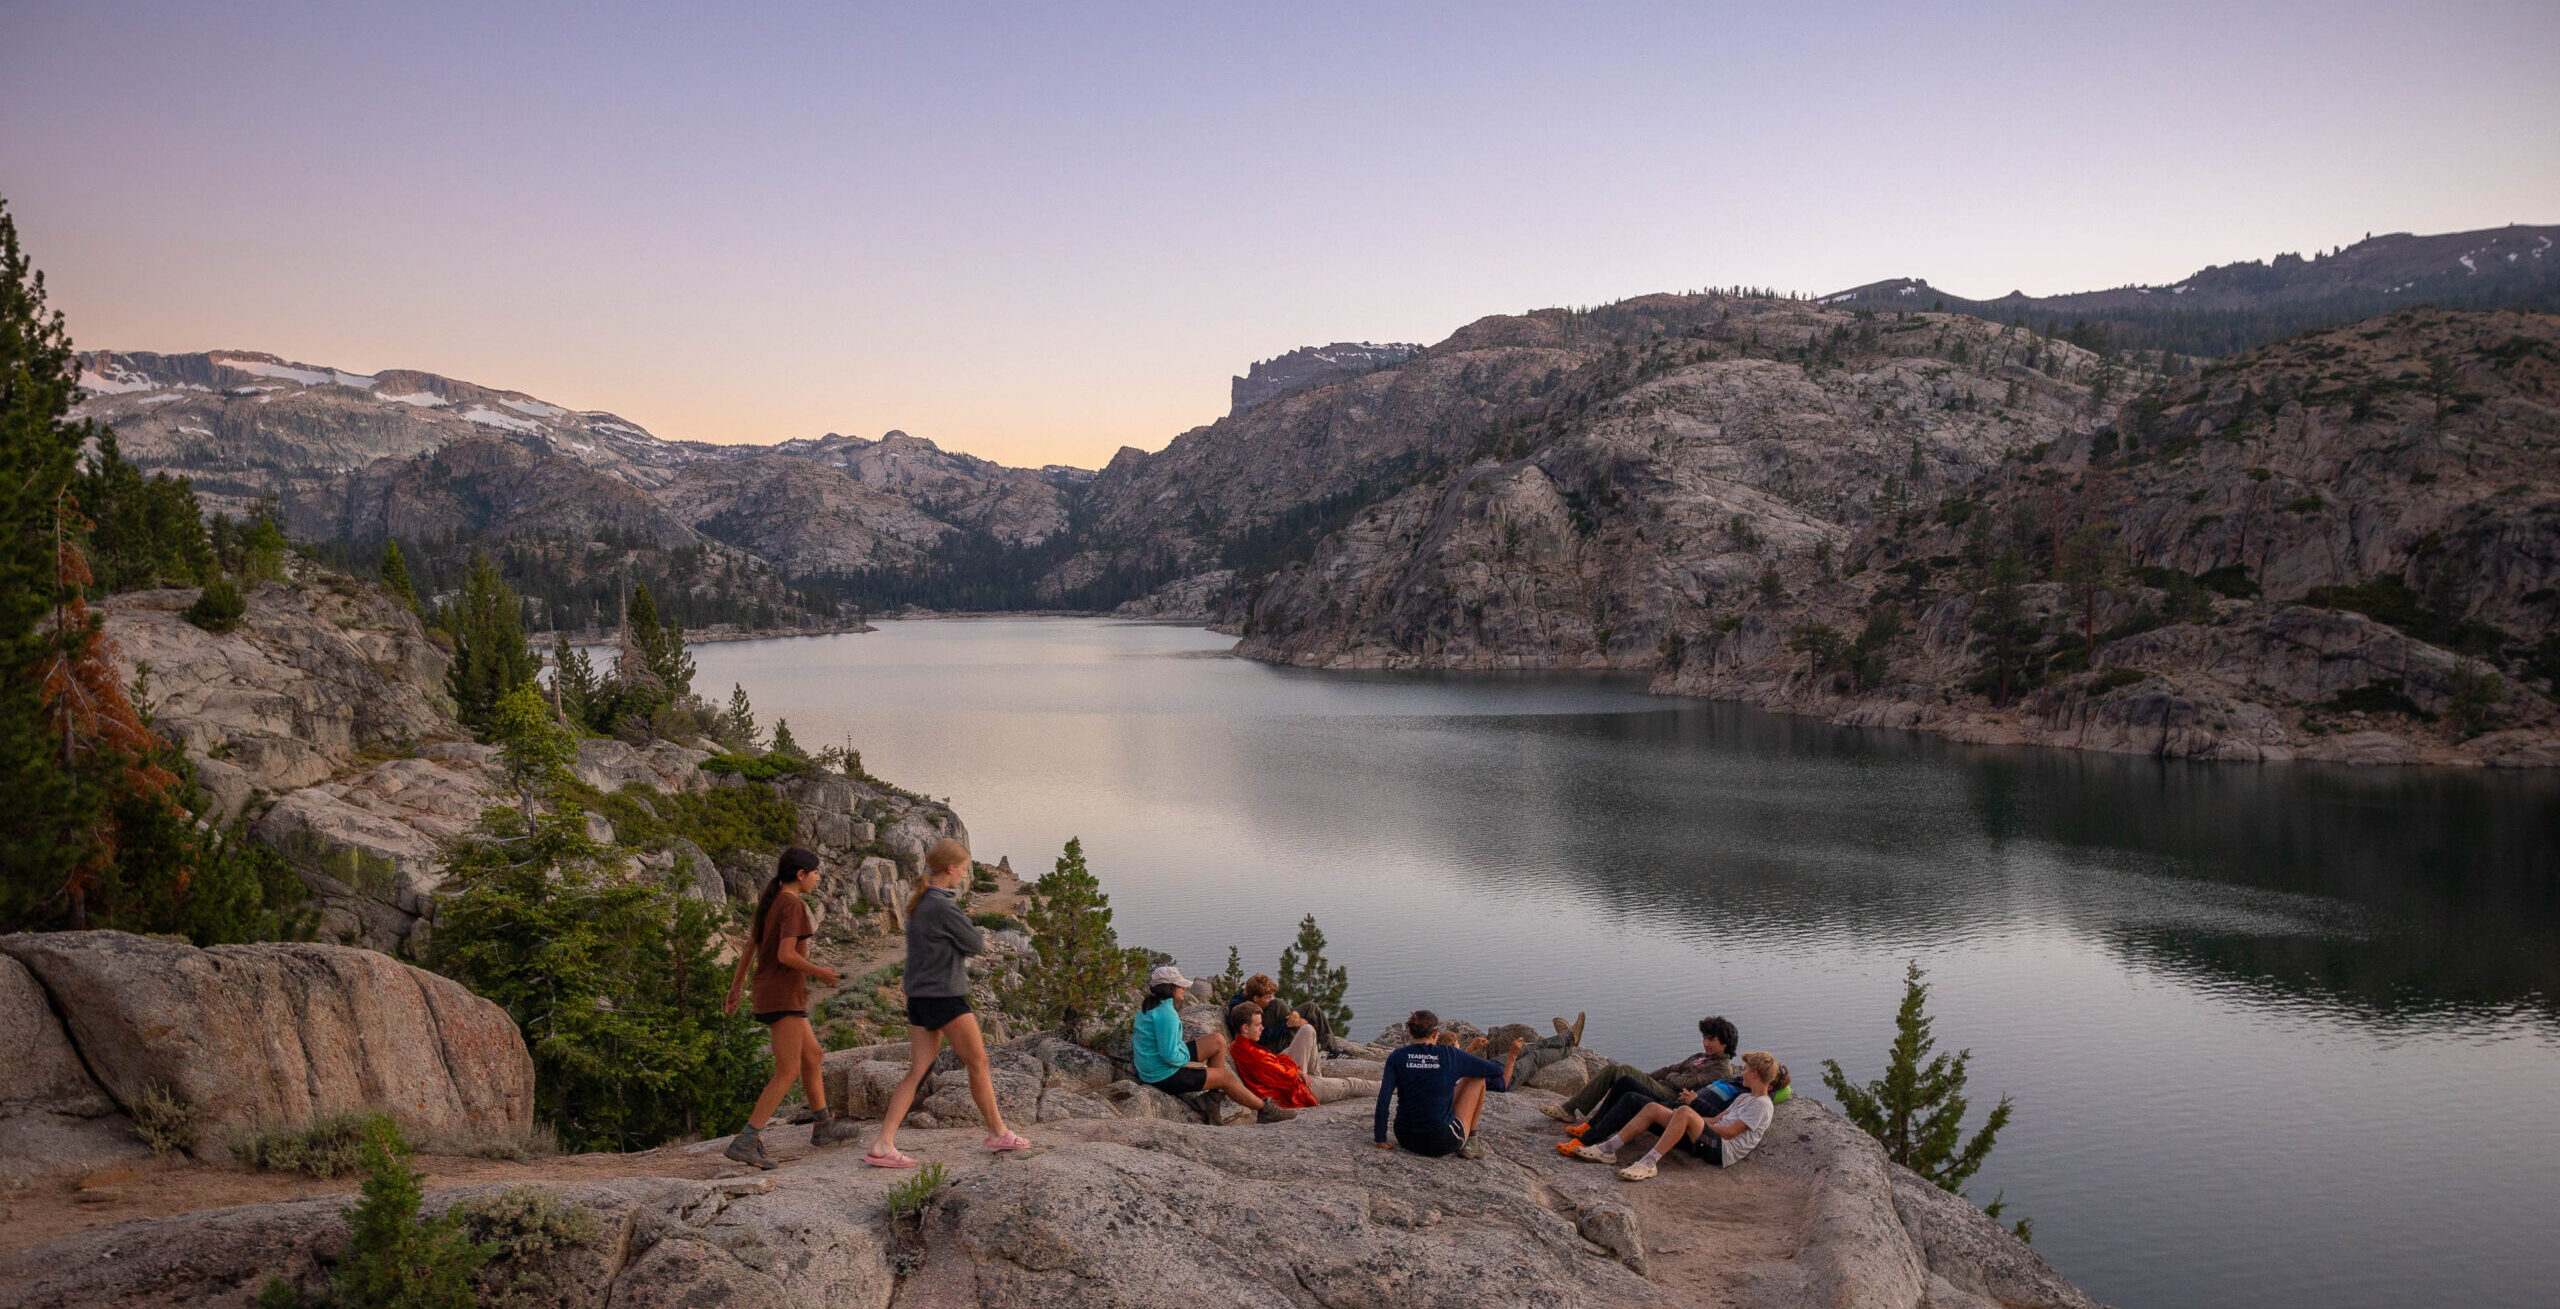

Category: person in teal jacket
[1134, 964, 1295, 1123]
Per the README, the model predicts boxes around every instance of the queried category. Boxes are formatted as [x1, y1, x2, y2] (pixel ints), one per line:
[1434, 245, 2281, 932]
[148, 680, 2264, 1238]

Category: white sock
[1594, 1134, 1623, 1153]
[1639, 1147, 1664, 1166]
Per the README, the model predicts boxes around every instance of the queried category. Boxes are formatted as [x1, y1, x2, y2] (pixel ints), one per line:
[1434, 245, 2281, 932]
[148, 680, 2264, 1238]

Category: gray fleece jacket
[903, 886, 984, 999]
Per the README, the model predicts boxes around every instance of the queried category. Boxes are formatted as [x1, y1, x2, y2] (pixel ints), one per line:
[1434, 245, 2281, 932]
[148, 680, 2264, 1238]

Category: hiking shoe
[724, 1129, 777, 1170]
[1569, 1012, 1586, 1047]
[1457, 1133, 1483, 1160]
[1255, 1103, 1298, 1124]
[1561, 1140, 1617, 1164]
[810, 1110, 863, 1148]
[1617, 1158, 1657, 1182]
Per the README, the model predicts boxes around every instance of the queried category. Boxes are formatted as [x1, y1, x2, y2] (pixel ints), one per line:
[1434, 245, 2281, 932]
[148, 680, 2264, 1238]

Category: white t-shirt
[1711, 1092, 1775, 1165]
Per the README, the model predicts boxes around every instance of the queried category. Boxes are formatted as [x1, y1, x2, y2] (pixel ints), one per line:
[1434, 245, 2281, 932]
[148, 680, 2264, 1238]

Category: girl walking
[722, 847, 859, 1169]
[865, 838, 1030, 1165]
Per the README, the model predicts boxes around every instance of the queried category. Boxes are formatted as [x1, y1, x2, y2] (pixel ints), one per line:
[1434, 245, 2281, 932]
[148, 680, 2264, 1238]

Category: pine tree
[331, 1118, 489, 1309]
[0, 193, 94, 917]
[1274, 914, 1352, 1030]
[624, 581, 694, 699]
[240, 515, 288, 583]
[768, 717, 801, 758]
[378, 539, 419, 612]
[1968, 549, 2039, 706]
[73, 432, 214, 592]
[445, 555, 537, 734]
[550, 633, 599, 728]
[2055, 522, 2121, 667]
[1821, 962, 2020, 1235]
[721, 682, 759, 753]
[1000, 837, 1151, 1035]
[1210, 946, 1246, 1001]
[431, 685, 764, 1150]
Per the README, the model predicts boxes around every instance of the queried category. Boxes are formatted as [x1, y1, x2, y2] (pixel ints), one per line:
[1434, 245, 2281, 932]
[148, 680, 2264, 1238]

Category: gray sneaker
[1255, 1103, 1298, 1124]
[811, 1110, 863, 1148]
[1458, 1133, 1484, 1159]
[724, 1128, 777, 1170]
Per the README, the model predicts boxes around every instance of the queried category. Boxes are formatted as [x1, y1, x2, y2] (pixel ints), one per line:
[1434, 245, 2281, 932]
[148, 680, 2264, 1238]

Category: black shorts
[905, 994, 972, 1032]
[1395, 1119, 1468, 1158]
[1145, 1065, 1208, 1096]
[1682, 1130, 1725, 1164]
[752, 1009, 806, 1025]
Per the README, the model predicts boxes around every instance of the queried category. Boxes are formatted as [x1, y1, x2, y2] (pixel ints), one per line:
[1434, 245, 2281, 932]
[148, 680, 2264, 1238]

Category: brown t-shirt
[750, 893, 815, 1015]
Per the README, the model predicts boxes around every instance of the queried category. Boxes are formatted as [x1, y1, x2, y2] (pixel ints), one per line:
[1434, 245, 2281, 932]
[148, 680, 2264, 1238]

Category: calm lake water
[694, 618, 2560, 1309]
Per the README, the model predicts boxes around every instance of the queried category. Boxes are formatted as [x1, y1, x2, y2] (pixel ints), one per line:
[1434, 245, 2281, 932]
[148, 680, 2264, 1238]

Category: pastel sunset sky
[5, 1, 2554, 468]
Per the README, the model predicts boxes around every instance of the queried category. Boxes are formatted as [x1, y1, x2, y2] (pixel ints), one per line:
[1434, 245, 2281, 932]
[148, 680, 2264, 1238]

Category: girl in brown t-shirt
[720, 847, 851, 1168]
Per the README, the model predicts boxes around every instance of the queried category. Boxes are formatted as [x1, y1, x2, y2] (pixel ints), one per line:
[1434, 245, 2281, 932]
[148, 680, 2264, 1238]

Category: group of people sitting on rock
[718, 844, 1785, 1183]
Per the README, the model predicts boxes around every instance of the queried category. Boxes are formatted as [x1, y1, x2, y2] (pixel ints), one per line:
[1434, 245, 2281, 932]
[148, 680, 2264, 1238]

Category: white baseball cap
[1149, 965, 1190, 989]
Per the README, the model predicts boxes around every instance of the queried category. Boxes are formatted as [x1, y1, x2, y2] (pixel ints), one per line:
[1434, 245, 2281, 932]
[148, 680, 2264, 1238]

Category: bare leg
[1202, 1063, 1266, 1109]
[940, 1013, 1009, 1137]
[868, 1021, 945, 1154]
[1602, 1099, 1680, 1150]
[748, 1017, 824, 1128]
[1454, 1077, 1487, 1134]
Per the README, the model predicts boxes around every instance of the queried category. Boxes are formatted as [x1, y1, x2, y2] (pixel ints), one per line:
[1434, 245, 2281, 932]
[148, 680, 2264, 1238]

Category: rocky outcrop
[0, 957, 140, 1190]
[99, 575, 457, 820]
[0, 932, 534, 1152]
[1232, 341, 1424, 415]
[0, 1078, 2100, 1308]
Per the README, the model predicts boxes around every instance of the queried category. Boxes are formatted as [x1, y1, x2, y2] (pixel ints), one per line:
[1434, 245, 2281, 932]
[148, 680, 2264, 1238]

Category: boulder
[1101, 1079, 1195, 1122]
[0, 931, 534, 1148]
[920, 1068, 1043, 1127]
[0, 955, 112, 1117]
[821, 1056, 923, 1120]
[1035, 1088, 1117, 1123]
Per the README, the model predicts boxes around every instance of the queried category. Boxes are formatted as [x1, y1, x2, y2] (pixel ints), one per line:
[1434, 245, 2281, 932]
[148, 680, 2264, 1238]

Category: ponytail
[909, 837, 972, 917]
[753, 847, 822, 953]
[905, 876, 931, 918]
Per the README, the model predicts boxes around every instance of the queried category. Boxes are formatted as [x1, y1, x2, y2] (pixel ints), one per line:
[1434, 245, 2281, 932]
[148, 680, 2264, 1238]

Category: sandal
[983, 1130, 1032, 1153]
[863, 1148, 920, 1169]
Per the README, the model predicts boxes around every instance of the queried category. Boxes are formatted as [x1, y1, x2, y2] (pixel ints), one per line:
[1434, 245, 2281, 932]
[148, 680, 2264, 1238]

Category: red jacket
[1230, 1037, 1317, 1108]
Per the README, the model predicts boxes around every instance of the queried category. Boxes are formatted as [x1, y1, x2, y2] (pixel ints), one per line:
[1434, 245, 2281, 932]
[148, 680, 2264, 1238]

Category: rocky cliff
[1232, 341, 1424, 415]
[1211, 305, 2560, 763]
[0, 1027, 2102, 1309]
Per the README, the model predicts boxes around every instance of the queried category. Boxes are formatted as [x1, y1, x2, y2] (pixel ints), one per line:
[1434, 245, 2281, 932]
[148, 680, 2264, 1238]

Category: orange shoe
[1556, 1139, 1580, 1156]
[1567, 1122, 1589, 1139]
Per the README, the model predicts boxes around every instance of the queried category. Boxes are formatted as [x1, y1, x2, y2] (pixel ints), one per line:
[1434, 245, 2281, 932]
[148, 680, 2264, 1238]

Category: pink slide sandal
[983, 1130, 1033, 1153]
[863, 1147, 919, 1168]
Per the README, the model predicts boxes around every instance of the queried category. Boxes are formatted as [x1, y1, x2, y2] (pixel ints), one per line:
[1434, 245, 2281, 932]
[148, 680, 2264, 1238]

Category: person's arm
[1373, 1053, 1399, 1146]
[777, 933, 839, 985]
[940, 896, 986, 957]
[1448, 1043, 1516, 1092]
[723, 946, 752, 1015]
[1709, 1112, 1750, 1140]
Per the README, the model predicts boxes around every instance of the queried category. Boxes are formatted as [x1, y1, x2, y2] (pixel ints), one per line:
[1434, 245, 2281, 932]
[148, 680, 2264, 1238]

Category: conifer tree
[721, 682, 759, 753]
[768, 717, 801, 758]
[240, 514, 288, 583]
[624, 581, 694, 699]
[73, 432, 214, 592]
[378, 539, 419, 612]
[445, 555, 537, 733]
[1821, 962, 2021, 1235]
[1001, 837, 1151, 1035]
[0, 194, 93, 911]
[550, 632, 599, 728]
[1275, 914, 1352, 1030]
[431, 684, 764, 1149]
[2056, 522, 2121, 666]
[330, 1118, 489, 1309]
[1968, 549, 2039, 706]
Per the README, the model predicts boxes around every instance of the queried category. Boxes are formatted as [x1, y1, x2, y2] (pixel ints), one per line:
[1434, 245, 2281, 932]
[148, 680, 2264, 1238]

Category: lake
[693, 618, 2560, 1309]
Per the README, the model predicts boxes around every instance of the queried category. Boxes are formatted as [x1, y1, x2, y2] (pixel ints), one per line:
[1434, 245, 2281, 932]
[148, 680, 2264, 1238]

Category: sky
[4, 2, 2555, 470]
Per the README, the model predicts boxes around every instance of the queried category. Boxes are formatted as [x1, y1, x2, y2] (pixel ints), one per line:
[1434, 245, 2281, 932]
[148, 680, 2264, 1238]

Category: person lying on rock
[866, 839, 1033, 1167]
[722, 847, 851, 1169]
[1375, 1009, 1522, 1160]
[1230, 973, 1339, 1067]
[1136, 965, 1297, 1123]
[1225, 1004, 1381, 1107]
[1545, 1014, 1737, 1127]
[1489, 1014, 1585, 1087]
[1564, 1050, 1780, 1182]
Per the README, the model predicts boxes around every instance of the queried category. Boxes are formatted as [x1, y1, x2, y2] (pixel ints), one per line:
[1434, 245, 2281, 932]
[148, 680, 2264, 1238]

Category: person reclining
[1225, 1004, 1379, 1106]
[1564, 1050, 1781, 1181]
[1134, 965, 1295, 1124]
[1230, 973, 1338, 1067]
[1547, 1015, 1736, 1125]
[1374, 1009, 1522, 1160]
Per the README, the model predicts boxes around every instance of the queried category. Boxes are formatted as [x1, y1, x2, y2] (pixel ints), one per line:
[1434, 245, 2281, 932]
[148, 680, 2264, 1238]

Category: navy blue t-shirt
[1374, 1042, 1510, 1143]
